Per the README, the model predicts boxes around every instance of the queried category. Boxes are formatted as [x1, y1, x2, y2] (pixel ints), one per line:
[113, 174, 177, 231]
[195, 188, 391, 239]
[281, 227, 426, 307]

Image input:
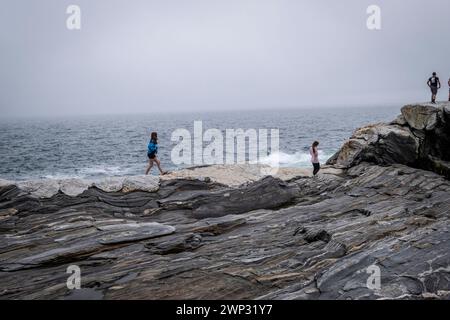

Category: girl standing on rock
[310, 141, 320, 177]
[145, 132, 167, 175]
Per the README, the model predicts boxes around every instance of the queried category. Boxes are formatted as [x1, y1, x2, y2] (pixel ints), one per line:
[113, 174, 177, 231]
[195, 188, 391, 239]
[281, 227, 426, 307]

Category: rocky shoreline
[0, 103, 449, 300]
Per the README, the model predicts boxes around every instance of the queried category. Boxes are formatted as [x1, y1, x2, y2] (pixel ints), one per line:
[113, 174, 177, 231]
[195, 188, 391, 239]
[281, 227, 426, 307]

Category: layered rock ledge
[327, 102, 450, 178]
[0, 103, 449, 300]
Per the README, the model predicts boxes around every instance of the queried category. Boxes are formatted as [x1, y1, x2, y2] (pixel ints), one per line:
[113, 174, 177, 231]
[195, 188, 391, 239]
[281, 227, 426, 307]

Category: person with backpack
[145, 132, 167, 175]
[427, 72, 441, 104]
[310, 141, 320, 177]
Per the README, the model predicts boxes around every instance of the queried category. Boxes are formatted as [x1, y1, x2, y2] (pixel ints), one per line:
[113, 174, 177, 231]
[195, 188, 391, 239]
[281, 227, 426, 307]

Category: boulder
[328, 102, 450, 178]
[401, 104, 440, 130]
[59, 179, 92, 197]
[16, 179, 60, 198]
[327, 123, 419, 168]
[93, 177, 126, 192]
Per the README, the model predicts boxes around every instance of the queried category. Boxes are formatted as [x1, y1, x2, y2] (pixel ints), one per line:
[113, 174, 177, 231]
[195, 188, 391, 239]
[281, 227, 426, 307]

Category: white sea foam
[257, 150, 335, 168]
[79, 166, 124, 175]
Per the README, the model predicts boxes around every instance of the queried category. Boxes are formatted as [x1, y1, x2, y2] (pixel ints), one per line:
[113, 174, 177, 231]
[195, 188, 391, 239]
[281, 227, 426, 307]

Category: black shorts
[148, 152, 156, 160]
[431, 86, 438, 95]
[313, 163, 320, 175]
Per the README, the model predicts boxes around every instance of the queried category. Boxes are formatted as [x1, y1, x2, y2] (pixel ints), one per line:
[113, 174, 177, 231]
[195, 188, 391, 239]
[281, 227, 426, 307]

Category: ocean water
[0, 106, 399, 181]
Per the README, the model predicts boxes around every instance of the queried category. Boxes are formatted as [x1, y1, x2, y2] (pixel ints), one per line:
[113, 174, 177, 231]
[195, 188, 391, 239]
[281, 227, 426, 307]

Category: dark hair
[151, 132, 158, 143]
[432, 72, 437, 76]
[312, 141, 319, 148]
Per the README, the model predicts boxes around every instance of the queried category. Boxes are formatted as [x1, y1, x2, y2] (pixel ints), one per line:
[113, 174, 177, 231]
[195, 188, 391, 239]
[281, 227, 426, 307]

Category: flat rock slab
[162, 164, 270, 187]
[162, 164, 343, 186]
[99, 222, 176, 245]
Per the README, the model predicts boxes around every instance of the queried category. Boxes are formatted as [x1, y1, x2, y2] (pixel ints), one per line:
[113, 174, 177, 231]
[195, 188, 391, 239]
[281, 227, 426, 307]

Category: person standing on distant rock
[145, 132, 167, 175]
[310, 141, 320, 177]
[427, 72, 441, 104]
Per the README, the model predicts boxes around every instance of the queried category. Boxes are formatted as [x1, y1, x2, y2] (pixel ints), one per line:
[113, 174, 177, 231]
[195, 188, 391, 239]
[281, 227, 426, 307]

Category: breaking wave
[258, 150, 335, 168]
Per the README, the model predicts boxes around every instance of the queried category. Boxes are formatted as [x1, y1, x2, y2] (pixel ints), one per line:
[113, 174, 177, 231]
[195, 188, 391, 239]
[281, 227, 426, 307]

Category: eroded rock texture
[0, 163, 449, 300]
[327, 102, 450, 178]
[0, 104, 449, 300]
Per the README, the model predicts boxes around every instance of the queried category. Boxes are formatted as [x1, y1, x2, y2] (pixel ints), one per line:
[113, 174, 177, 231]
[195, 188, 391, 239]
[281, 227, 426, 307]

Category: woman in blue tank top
[145, 132, 167, 175]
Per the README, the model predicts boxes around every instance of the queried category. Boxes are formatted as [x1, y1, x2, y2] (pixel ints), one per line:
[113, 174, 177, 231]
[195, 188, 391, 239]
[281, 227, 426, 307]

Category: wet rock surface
[0, 104, 449, 300]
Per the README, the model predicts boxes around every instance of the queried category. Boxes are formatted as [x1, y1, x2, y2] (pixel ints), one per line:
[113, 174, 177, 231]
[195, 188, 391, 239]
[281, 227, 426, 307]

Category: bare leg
[154, 158, 166, 175]
[145, 160, 154, 175]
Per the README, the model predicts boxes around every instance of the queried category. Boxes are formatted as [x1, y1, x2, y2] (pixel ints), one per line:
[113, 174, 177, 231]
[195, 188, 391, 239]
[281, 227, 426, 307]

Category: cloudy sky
[1, 0, 450, 116]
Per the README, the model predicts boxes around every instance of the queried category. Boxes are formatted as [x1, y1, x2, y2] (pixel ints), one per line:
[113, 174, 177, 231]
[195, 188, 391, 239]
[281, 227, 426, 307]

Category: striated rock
[0, 104, 450, 300]
[328, 102, 450, 178]
[146, 233, 203, 255]
[327, 123, 419, 168]
[98, 222, 175, 245]
[0, 160, 449, 300]
[157, 176, 297, 219]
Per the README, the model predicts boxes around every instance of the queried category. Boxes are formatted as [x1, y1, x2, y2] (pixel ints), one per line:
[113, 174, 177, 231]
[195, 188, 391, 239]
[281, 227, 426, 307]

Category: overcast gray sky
[1, 0, 450, 117]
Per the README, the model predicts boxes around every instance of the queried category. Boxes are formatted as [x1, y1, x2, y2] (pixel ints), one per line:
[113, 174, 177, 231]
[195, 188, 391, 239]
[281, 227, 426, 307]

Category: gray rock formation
[327, 102, 450, 179]
[0, 104, 449, 300]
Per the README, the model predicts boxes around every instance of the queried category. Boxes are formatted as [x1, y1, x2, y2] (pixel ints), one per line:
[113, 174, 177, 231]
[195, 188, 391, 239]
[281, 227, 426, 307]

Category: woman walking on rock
[145, 132, 167, 175]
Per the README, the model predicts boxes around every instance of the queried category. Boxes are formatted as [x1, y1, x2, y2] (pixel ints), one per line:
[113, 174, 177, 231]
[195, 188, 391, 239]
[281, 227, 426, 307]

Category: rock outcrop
[0, 103, 449, 300]
[327, 102, 450, 179]
[13, 176, 160, 198]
